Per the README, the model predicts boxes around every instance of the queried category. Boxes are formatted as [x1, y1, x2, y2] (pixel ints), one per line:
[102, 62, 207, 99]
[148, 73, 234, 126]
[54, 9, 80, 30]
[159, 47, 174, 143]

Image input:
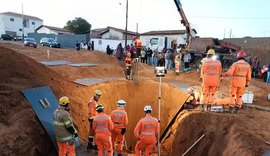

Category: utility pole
[125, 0, 128, 48]
[21, 3, 24, 40]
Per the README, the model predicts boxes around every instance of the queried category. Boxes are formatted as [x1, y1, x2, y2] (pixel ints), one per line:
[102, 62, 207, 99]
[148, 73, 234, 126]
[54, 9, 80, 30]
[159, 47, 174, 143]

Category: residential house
[36, 25, 71, 35]
[90, 26, 137, 52]
[140, 29, 197, 51]
[0, 12, 43, 37]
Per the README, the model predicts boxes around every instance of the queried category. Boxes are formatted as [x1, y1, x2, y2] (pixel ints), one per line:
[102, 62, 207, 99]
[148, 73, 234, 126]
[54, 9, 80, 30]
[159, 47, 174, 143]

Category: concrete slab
[169, 82, 189, 91]
[68, 63, 97, 67]
[40, 60, 71, 66]
[74, 77, 124, 86]
[22, 86, 59, 150]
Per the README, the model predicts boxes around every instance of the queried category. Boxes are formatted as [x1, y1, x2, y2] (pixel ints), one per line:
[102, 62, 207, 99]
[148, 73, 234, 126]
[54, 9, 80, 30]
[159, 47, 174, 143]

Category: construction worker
[93, 104, 114, 156]
[222, 51, 251, 113]
[53, 96, 78, 156]
[125, 52, 132, 80]
[134, 105, 159, 156]
[174, 49, 182, 75]
[88, 89, 102, 149]
[110, 100, 129, 156]
[200, 49, 222, 111]
[133, 36, 142, 58]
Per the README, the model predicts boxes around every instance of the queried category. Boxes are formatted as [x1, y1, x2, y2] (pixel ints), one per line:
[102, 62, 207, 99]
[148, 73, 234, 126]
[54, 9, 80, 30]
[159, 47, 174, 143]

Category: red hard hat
[236, 51, 246, 58]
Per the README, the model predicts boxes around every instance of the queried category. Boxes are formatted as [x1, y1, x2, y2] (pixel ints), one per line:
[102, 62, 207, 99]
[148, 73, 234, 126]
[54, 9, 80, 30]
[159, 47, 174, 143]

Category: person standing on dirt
[53, 96, 78, 156]
[252, 56, 260, 78]
[200, 49, 222, 111]
[125, 52, 132, 80]
[165, 49, 173, 70]
[75, 40, 80, 51]
[183, 49, 191, 72]
[93, 104, 114, 156]
[134, 105, 159, 156]
[88, 90, 102, 149]
[146, 47, 153, 65]
[116, 43, 124, 61]
[222, 51, 251, 113]
[140, 48, 146, 63]
[129, 44, 135, 59]
[174, 49, 183, 75]
[110, 100, 129, 156]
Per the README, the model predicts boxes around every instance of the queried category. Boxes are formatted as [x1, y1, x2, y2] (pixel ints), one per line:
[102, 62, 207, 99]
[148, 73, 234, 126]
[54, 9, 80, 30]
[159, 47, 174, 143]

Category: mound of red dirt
[172, 111, 270, 156]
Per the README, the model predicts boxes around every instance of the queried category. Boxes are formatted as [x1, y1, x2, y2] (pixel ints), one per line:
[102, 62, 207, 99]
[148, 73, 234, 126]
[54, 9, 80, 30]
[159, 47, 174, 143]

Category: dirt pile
[172, 111, 270, 156]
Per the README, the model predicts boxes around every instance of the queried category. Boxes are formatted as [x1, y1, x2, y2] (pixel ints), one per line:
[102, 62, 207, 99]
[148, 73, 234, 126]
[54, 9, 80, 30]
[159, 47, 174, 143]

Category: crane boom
[174, 0, 192, 49]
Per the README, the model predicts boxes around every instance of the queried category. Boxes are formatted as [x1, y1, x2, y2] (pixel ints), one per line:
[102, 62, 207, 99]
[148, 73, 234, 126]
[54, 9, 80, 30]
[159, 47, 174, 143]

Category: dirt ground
[0, 41, 269, 156]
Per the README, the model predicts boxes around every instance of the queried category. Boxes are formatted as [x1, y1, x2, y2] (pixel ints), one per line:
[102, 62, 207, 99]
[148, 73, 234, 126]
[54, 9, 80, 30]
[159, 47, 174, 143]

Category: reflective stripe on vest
[96, 127, 109, 131]
[234, 74, 246, 77]
[141, 118, 157, 122]
[141, 132, 155, 136]
[56, 135, 73, 142]
[204, 60, 220, 63]
[53, 120, 71, 126]
[95, 115, 109, 119]
[205, 73, 219, 76]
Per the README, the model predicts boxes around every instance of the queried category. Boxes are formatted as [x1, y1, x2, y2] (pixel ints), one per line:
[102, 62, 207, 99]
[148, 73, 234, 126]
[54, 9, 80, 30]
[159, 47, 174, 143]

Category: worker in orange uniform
[200, 49, 222, 111]
[125, 52, 133, 80]
[87, 89, 102, 149]
[134, 105, 159, 156]
[93, 104, 114, 156]
[53, 96, 78, 156]
[133, 36, 142, 58]
[110, 100, 129, 156]
[222, 51, 251, 113]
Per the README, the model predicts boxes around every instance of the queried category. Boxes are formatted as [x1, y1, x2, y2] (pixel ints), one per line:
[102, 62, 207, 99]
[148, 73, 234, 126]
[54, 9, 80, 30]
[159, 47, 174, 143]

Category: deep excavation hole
[70, 79, 188, 152]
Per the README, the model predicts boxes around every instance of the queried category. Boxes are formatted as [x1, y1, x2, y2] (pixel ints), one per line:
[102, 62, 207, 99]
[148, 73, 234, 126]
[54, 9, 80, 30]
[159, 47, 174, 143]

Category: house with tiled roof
[36, 25, 72, 35]
[0, 12, 43, 37]
[91, 26, 138, 40]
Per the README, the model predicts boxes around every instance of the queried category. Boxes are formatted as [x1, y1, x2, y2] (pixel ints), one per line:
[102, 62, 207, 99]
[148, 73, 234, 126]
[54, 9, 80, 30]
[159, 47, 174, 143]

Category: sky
[0, 0, 270, 39]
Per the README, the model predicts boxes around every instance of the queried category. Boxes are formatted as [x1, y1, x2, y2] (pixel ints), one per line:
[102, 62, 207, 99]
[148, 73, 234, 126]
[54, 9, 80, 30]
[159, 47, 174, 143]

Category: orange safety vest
[125, 57, 132, 67]
[135, 39, 142, 48]
[111, 108, 128, 129]
[88, 98, 98, 118]
[93, 112, 114, 136]
[201, 58, 222, 86]
[134, 114, 158, 139]
[224, 60, 251, 87]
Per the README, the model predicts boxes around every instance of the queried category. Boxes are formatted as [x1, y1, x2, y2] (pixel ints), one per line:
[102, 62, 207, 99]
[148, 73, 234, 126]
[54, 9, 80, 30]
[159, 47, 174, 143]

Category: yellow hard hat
[96, 104, 104, 111]
[207, 49, 215, 55]
[59, 96, 70, 106]
[95, 90, 102, 96]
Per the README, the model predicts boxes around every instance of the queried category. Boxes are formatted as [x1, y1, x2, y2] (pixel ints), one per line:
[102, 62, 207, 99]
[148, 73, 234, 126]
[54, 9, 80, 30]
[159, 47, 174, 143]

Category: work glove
[121, 128, 127, 135]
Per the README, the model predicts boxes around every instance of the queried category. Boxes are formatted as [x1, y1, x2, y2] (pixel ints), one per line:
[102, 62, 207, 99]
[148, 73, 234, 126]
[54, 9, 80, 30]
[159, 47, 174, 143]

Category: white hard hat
[117, 100, 127, 107]
[144, 105, 152, 112]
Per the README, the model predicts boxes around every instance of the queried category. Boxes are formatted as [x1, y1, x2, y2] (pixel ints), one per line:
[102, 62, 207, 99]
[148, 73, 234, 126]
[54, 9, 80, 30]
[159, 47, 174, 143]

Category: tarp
[74, 77, 124, 86]
[68, 63, 97, 67]
[40, 60, 71, 66]
[22, 86, 59, 150]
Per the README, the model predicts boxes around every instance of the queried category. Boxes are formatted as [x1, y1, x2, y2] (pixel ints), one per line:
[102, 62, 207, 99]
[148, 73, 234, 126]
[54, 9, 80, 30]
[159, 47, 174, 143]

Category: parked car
[1, 34, 16, 41]
[40, 37, 61, 48]
[24, 38, 37, 48]
[258, 65, 269, 82]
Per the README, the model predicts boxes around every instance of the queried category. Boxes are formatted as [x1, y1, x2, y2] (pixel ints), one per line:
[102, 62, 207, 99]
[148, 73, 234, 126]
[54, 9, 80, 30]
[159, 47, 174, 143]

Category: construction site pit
[0, 42, 270, 156]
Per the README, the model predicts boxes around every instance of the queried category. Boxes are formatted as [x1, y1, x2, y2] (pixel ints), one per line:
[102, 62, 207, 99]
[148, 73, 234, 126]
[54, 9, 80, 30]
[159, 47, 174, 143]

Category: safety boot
[87, 137, 97, 150]
[234, 107, 239, 114]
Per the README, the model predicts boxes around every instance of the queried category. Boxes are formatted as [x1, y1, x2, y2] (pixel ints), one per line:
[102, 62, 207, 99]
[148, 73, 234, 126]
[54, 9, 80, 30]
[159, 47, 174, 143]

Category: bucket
[242, 91, 254, 104]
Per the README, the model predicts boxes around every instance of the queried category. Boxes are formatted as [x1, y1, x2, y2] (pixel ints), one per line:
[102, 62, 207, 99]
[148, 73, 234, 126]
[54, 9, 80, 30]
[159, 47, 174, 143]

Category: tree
[64, 17, 91, 34]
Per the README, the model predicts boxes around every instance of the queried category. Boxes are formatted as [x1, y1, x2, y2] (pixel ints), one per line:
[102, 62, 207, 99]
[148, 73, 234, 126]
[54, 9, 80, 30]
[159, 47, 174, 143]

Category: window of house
[23, 19, 29, 28]
[19, 28, 22, 31]
[10, 18, 14, 22]
[32, 22, 35, 25]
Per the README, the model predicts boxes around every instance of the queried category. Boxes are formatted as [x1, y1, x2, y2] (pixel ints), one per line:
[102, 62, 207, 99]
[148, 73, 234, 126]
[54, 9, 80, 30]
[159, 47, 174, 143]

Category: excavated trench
[70, 79, 188, 151]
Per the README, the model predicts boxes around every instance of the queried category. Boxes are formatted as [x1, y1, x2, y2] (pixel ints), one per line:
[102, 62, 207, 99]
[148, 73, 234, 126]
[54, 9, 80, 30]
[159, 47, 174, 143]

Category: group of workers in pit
[53, 89, 158, 156]
[189, 48, 251, 113]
